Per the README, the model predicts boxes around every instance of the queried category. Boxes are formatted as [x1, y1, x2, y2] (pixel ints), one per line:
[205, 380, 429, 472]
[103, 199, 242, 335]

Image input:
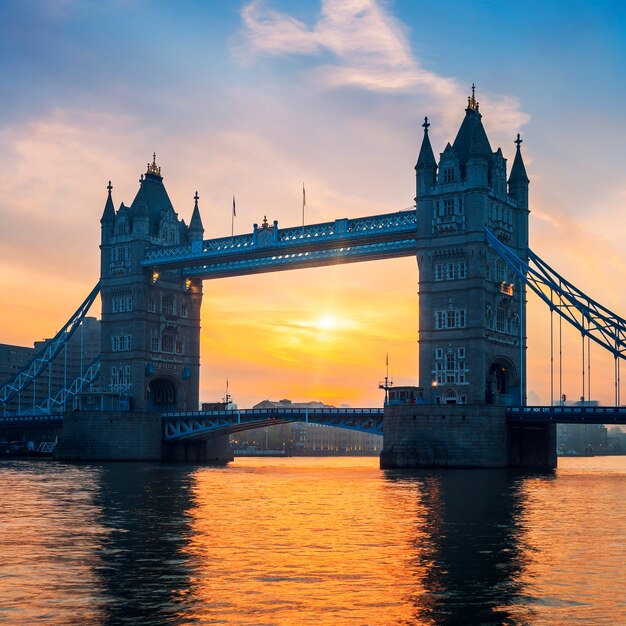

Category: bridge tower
[99, 156, 203, 414]
[379, 89, 551, 469]
[415, 89, 529, 407]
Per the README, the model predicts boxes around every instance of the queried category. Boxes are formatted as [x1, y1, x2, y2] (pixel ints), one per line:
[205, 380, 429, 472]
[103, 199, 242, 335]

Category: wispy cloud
[239, 0, 528, 133]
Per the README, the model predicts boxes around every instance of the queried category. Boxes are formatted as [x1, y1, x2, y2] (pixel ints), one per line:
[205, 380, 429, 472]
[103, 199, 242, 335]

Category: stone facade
[415, 92, 529, 407]
[381, 405, 556, 469]
[99, 157, 204, 414]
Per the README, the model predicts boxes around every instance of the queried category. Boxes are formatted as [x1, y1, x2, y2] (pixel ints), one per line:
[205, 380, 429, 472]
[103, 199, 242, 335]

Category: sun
[315, 314, 338, 331]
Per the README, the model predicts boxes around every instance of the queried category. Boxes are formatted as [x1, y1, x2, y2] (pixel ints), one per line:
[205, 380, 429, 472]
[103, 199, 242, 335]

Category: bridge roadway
[2, 406, 626, 441]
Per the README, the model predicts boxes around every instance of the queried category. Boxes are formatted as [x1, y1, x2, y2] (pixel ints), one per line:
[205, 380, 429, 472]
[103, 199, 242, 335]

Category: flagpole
[231, 195, 236, 240]
[302, 183, 305, 232]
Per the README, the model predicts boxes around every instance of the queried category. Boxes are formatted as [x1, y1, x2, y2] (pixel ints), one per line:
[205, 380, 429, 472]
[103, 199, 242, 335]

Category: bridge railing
[142, 210, 417, 267]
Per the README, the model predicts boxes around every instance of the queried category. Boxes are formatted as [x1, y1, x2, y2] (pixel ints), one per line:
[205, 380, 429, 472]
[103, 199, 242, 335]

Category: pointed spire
[188, 190, 204, 240]
[416, 116, 437, 170]
[100, 180, 116, 224]
[509, 133, 529, 184]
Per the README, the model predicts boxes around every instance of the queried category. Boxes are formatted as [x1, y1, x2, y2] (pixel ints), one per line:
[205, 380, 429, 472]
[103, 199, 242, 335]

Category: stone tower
[415, 89, 529, 406]
[99, 156, 203, 413]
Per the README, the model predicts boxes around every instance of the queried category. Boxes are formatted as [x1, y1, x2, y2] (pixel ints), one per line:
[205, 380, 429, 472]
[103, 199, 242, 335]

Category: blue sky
[1, 0, 626, 406]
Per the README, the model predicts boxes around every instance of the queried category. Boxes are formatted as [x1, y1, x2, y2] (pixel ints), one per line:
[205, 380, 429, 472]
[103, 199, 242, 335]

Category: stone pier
[380, 404, 556, 469]
[55, 411, 233, 464]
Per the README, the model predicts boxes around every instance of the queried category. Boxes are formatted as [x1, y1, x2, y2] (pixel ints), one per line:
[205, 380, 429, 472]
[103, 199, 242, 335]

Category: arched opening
[443, 389, 458, 404]
[486, 359, 517, 405]
[147, 377, 179, 412]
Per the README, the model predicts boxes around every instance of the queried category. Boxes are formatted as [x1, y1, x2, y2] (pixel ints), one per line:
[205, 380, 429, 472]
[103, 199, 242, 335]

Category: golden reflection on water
[0, 456, 624, 625]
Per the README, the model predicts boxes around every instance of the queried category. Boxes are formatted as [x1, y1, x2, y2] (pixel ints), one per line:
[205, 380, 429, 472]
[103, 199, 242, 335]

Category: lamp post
[432, 380, 438, 404]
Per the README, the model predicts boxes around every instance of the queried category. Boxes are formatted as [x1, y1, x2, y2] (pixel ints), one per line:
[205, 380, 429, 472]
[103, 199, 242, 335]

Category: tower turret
[415, 116, 437, 200]
[508, 133, 529, 211]
[100, 180, 115, 245]
[188, 191, 204, 245]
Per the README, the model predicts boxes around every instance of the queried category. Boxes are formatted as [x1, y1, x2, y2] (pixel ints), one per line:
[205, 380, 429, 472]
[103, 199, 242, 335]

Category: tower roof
[509, 134, 529, 184]
[452, 86, 492, 165]
[100, 180, 116, 224]
[189, 191, 204, 234]
[416, 116, 437, 170]
[129, 155, 177, 234]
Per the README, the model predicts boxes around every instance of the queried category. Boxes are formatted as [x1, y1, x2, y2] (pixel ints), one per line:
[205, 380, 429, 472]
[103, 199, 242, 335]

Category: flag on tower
[233, 195, 236, 217]
[302, 183, 306, 227]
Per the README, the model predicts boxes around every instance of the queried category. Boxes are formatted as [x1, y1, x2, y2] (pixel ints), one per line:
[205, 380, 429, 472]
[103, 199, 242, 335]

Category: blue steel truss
[486, 229, 626, 359]
[507, 405, 626, 424]
[141, 210, 417, 278]
[0, 283, 101, 406]
[36, 358, 101, 413]
[162, 407, 385, 441]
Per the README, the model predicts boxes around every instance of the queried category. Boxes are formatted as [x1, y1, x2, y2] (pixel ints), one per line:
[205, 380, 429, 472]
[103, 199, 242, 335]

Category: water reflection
[91, 463, 196, 625]
[384, 468, 554, 625]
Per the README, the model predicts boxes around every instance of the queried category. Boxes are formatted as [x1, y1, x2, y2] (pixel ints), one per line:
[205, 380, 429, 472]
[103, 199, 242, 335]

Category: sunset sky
[1, 0, 626, 408]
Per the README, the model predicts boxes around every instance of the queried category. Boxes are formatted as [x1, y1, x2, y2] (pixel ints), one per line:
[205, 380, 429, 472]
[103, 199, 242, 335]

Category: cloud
[239, 0, 529, 134]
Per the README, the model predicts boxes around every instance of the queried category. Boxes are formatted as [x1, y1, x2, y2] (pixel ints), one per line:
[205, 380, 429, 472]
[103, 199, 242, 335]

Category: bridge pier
[163, 436, 233, 464]
[55, 411, 233, 464]
[380, 405, 556, 469]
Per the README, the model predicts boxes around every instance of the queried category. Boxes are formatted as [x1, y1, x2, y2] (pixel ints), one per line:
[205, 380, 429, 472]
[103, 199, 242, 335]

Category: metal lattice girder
[485, 229, 626, 358]
[183, 239, 419, 279]
[162, 407, 385, 440]
[0, 282, 101, 406]
[507, 406, 626, 424]
[37, 358, 101, 413]
[141, 210, 418, 276]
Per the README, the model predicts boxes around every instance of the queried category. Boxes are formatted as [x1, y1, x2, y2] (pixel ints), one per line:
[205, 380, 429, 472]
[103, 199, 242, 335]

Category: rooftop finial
[194, 191, 199, 207]
[146, 153, 162, 177]
[107, 180, 113, 194]
[422, 116, 430, 133]
[468, 83, 478, 111]
[515, 133, 523, 150]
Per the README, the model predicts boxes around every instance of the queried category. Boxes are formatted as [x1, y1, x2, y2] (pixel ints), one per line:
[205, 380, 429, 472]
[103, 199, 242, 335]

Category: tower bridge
[2, 90, 626, 467]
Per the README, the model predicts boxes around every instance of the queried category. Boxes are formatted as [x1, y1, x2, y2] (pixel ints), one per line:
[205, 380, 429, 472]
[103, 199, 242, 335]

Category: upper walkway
[140, 211, 418, 279]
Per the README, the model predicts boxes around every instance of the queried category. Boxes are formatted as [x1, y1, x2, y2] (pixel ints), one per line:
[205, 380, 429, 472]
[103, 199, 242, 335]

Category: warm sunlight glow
[315, 314, 338, 331]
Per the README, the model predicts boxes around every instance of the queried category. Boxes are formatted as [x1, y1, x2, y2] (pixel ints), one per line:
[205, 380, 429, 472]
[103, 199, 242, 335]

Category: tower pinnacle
[146, 153, 162, 177]
[100, 179, 115, 224]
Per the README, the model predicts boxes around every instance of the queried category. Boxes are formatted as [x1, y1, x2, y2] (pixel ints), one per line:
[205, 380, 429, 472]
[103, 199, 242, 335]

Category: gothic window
[162, 294, 176, 316]
[175, 336, 184, 354]
[148, 298, 157, 313]
[151, 336, 160, 352]
[497, 302, 508, 333]
[443, 198, 455, 217]
[112, 296, 133, 313]
[115, 218, 128, 236]
[111, 334, 132, 352]
[443, 168, 455, 183]
[435, 307, 467, 330]
[435, 264, 444, 281]
[179, 300, 188, 318]
[457, 261, 467, 279]
[161, 333, 175, 353]
[433, 346, 468, 384]
[495, 260, 507, 282]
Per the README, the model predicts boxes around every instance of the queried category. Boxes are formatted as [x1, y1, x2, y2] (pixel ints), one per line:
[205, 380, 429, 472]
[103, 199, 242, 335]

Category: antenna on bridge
[378, 352, 394, 405]
[224, 377, 231, 405]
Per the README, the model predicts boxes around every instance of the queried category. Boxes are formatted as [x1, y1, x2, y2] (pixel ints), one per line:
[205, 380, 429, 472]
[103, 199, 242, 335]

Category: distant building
[0, 316, 100, 413]
[557, 423, 608, 455]
[232, 398, 382, 454]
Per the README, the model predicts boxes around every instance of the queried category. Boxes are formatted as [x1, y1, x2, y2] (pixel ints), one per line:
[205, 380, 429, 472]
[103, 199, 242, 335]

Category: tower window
[443, 168, 455, 184]
[443, 199, 455, 217]
[435, 308, 467, 330]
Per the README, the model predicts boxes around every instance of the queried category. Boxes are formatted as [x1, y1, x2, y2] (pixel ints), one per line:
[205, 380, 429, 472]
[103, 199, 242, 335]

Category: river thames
[0, 456, 624, 625]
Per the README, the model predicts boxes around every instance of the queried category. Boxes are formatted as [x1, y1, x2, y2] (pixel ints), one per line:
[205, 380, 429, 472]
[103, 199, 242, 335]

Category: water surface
[0, 456, 624, 625]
